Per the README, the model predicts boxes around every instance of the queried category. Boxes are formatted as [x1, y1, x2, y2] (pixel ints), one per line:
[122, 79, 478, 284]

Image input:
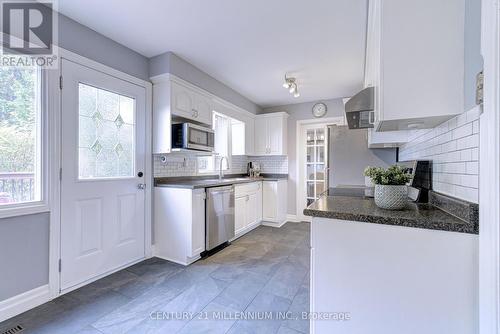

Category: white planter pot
[365, 176, 374, 187]
[374, 185, 408, 210]
[364, 176, 375, 197]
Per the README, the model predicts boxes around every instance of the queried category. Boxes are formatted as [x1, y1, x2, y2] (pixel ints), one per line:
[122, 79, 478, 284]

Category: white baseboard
[0, 285, 51, 323]
[262, 220, 287, 228]
[286, 214, 302, 223]
[151, 244, 157, 257]
[153, 253, 198, 266]
[232, 221, 262, 241]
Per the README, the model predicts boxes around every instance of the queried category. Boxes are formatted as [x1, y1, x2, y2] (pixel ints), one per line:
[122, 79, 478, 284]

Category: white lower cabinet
[234, 182, 263, 238]
[235, 195, 247, 235]
[155, 181, 287, 263]
[311, 217, 478, 334]
[154, 187, 206, 265]
[262, 180, 287, 227]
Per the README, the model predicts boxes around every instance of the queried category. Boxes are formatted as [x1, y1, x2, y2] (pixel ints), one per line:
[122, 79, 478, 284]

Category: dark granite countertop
[303, 193, 478, 234]
[155, 174, 288, 189]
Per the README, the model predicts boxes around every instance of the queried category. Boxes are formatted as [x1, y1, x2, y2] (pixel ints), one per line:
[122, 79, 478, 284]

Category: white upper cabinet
[254, 117, 268, 155]
[367, 128, 410, 148]
[171, 81, 213, 125]
[366, 0, 465, 131]
[192, 91, 213, 125]
[152, 74, 255, 154]
[254, 112, 288, 156]
[171, 82, 195, 120]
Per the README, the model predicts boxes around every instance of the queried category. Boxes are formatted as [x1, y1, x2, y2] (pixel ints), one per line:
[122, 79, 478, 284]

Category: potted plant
[363, 166, 378, 197]
[366, 165, 412, 210]
[364, 166, 378, 187]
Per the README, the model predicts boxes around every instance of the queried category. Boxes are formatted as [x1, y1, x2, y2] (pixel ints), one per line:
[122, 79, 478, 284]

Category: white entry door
[60, 59, 146, 291]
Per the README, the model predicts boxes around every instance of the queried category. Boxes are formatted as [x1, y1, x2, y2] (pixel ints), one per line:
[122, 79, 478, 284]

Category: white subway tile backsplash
[461, 174, 479, 188]
[465, 161, 479, 175]
[399, 106, 480, 203]
[452, 123, 473, 140]
[459, 149, 472, 162]
[247, 155, 288, 174]
[472, 120, 479, 134]
[153, 154, 288, 178]
[471, 148, 479, 161]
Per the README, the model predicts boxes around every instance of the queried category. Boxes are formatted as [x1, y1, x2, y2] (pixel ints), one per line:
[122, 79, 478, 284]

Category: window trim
[0, 67, 49, 219]
[197, 111, 234, 175]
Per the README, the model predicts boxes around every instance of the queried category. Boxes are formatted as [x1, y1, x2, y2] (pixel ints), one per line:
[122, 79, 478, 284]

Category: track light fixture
[283, 74, 300, 98]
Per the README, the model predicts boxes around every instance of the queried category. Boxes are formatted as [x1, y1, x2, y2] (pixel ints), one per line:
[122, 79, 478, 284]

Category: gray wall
[329, 126, 396, 187]
[149, 52, 261, 114]
[261, 98, 346, 216]
[0, 213, 49, 301]
[464, 0, 483, 111]
[58, 14, 150, 80]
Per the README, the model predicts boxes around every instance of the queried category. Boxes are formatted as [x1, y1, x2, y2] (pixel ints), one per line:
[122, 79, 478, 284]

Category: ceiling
[58, 0, 368, 108]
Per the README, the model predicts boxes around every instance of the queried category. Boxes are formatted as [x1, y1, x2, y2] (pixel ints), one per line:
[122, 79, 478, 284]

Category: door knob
[138, 183, 146, 190]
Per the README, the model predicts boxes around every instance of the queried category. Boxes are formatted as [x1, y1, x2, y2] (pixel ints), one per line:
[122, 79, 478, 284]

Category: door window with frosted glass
[306, 128, 327, 206]
[78, 84, 135, 179]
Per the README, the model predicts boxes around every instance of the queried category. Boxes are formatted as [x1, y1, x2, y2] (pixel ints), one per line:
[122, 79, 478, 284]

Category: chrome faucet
[219, 156, 228, 180]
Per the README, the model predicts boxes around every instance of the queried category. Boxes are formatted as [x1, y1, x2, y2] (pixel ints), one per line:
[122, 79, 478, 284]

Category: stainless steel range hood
[344, 87, 374, 129]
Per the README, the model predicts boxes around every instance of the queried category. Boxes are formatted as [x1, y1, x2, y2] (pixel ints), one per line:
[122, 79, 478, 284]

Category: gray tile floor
[0, 222, 310, 334]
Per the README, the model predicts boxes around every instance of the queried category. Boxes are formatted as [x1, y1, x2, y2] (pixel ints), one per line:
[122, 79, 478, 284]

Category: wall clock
[312, 102, 327, 118]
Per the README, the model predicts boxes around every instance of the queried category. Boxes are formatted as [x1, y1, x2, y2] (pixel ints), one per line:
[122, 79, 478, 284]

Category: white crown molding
[149, 73, 258, 119]
[255, 111, 289, 119]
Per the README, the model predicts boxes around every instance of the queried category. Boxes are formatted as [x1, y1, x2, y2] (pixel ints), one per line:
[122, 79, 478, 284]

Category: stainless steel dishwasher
[205, 185, 235, 251]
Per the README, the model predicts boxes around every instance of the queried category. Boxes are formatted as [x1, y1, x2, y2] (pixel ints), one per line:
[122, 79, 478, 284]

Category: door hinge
[59, 168, 62, 181]
[58, 259, 62, 272]
[59, 76, 63, 90]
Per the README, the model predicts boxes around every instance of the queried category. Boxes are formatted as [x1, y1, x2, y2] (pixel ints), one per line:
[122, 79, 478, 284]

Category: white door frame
[48, 47, 153, 298]
[296, 117, 345, 221]
[479, 0, 500, 332]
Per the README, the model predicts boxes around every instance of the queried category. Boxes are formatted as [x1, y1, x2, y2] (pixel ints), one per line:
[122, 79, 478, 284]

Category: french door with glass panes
[305, 127, 328, 206]
[60, 59, 147, 291]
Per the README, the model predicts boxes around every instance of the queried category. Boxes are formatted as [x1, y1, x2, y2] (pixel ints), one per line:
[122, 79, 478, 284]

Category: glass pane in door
[304, 127, 328, 206]
[78, 83, 136, 179]
[316, 146, 325, 163]
[306, 130, 315, 145]
[307, 164, 315, 181]
[306, 146, 314, 163]
[315, 129, 325, 145]
[307, 182, 315, 198]
[316, 182, 325, 196]
[315, 164, 325, 180]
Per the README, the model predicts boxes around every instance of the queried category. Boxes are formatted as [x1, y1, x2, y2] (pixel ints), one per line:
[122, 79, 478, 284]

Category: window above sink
[198, 111, 245, 174]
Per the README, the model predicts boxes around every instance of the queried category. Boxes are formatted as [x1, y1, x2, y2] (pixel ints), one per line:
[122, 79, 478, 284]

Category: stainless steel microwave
[171, 123, 215, 152]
